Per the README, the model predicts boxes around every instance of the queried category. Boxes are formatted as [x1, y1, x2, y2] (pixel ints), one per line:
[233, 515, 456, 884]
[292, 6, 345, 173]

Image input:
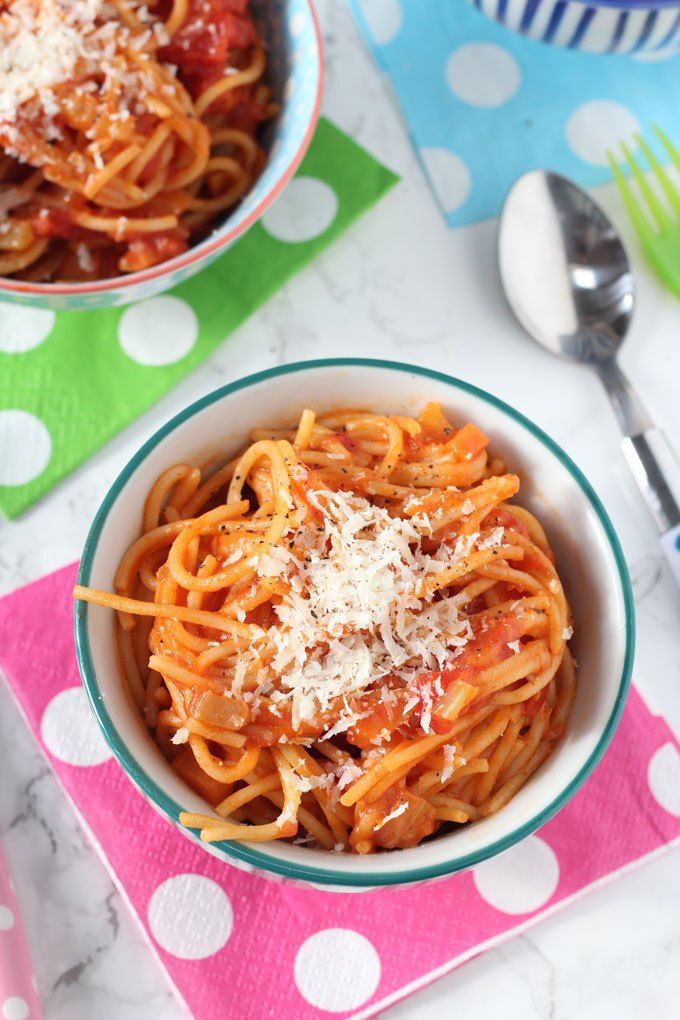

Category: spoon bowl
[498, 170, 635, 366]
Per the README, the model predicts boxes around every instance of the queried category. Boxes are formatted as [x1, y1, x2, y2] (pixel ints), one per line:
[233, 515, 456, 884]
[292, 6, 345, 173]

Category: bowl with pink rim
[0, 0, 323, 312]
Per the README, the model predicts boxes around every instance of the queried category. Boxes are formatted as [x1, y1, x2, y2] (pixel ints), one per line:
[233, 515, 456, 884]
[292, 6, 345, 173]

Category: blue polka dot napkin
[349, 0, 680, 227]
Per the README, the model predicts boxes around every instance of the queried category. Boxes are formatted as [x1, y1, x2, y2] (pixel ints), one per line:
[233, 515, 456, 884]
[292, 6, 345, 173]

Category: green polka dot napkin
[0, 118, 398, 519]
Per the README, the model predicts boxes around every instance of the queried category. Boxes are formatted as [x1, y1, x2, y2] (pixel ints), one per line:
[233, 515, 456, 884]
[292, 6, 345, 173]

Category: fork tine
[607, 150, 654, 241]
[652, 124, 680, 176]
[620, 140, 671, 235]
[635, 132, 680, 220]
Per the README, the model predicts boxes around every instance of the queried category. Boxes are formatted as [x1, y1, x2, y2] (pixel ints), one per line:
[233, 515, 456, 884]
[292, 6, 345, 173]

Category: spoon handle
[596, 360, 680, 586]
[622, 429, 680, 587]
[622, 430, 680, 532]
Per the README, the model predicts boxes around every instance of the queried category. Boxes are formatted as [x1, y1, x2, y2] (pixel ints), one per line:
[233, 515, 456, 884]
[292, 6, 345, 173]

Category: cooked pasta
[0, 0, 274, 280]
[74, 403, 577, 853]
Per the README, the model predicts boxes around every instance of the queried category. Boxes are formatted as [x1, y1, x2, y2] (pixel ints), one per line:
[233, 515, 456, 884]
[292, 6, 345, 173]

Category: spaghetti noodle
[74, 404, 577, 854]
[0, 0, 274, 281]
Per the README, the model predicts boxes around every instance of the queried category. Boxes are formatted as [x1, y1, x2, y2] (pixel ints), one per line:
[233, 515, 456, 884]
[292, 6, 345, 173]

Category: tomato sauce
[407, 616, 528, 733]
[486, 506, 530, 540]
[159, 0, 259, 101]
[335, 433, 359, 453]
[32, 208, 79, 240]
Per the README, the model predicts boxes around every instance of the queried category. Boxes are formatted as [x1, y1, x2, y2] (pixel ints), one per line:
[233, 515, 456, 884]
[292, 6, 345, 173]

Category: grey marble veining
[1, 2, 679, 1017]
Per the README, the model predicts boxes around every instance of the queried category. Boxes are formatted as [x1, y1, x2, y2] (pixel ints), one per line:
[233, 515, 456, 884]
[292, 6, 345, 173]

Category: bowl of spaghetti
[0, 0, 322, 310]
[74, 359, 634, 889]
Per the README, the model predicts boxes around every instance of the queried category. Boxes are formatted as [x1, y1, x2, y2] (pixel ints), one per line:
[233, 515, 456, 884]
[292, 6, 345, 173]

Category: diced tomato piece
[119, 234, 189, 273]
[419, 537, 439, 555]
[418, 401, 455, 438]
[32, 208, 77, 239]
[336, 433, 359, 453]
[408, 616, 527, 733]
[350, 784, 436, 851]
[403, 431, 423, 454]
[224, 94, 270, 132]
[347, 689, 406, 749]
[486, 506, 530, 540]
[451, 423, 490, 461]
[160, 0, 258, 98]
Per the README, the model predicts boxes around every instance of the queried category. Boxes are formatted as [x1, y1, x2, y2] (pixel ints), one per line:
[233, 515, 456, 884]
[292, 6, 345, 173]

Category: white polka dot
[419, 147, 471, 214]
[148, 874, 232, 959]
[41, 687, 112, 767]
[2, 998, 28, 1020]
[0, 306, 55, 354]
[0, 410, 51, 487]
[261, 177, 338, 243]
[289, 11, 305, 37]
[566, 101, 641, 166]
[473, 835, 559, 914]
[648, 742, 680, 817]
[0, 906, 14, 930]
[295, 928, 381, 1012]
[446, 43, 521, 107]
[118, 296, 198, 366]
[356, 0, 403, 46]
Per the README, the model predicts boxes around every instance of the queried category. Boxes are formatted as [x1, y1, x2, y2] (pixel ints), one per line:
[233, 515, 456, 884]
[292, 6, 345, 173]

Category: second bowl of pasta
[0, 0, 322, 309]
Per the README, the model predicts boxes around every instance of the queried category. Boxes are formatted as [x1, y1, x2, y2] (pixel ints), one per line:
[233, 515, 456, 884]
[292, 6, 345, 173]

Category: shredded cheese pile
[0, 0, 167, 132]
[252, 485, 506, 733]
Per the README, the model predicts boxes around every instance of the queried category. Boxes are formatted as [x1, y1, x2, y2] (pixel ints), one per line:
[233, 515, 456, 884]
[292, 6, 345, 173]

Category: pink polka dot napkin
[1, 564, 679, 1020]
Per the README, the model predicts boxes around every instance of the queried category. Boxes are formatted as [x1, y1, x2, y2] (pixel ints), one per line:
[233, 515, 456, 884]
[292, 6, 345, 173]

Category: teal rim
[74, 358, 635, 887]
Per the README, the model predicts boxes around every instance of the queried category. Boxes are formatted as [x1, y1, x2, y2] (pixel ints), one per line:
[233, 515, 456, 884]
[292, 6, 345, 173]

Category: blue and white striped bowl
[467, 0, 680, 54]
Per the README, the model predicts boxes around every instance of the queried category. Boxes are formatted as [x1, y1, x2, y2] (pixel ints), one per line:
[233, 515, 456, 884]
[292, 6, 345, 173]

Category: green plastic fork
[607, 126, 680, 299]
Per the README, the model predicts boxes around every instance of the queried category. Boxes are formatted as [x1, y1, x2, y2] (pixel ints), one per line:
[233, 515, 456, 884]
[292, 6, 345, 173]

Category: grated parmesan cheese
[440, 743, 456, 783]
[76, 242, 94, 273]
[478, 527, 505, 550]
[562, 626, 573, 640]
[336, 761, 362, 791]
[265, 488, 477, 728]
[374, 801, 409, 831]
[0, 0, 167, 132]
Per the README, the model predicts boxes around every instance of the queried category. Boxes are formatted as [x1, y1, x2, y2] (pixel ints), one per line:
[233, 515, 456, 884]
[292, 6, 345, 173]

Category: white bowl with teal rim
[0, 0, 323, 312]
[74, 359, 634, 890]
[467, 0, 680, 54]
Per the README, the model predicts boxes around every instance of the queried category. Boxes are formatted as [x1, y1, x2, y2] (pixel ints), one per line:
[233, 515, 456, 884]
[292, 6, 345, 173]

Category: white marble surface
[1, 2, 680, 1017]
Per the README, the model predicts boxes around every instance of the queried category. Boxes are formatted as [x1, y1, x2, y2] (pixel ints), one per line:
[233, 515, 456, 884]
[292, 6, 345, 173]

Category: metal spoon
[498, 169, 680, 586]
